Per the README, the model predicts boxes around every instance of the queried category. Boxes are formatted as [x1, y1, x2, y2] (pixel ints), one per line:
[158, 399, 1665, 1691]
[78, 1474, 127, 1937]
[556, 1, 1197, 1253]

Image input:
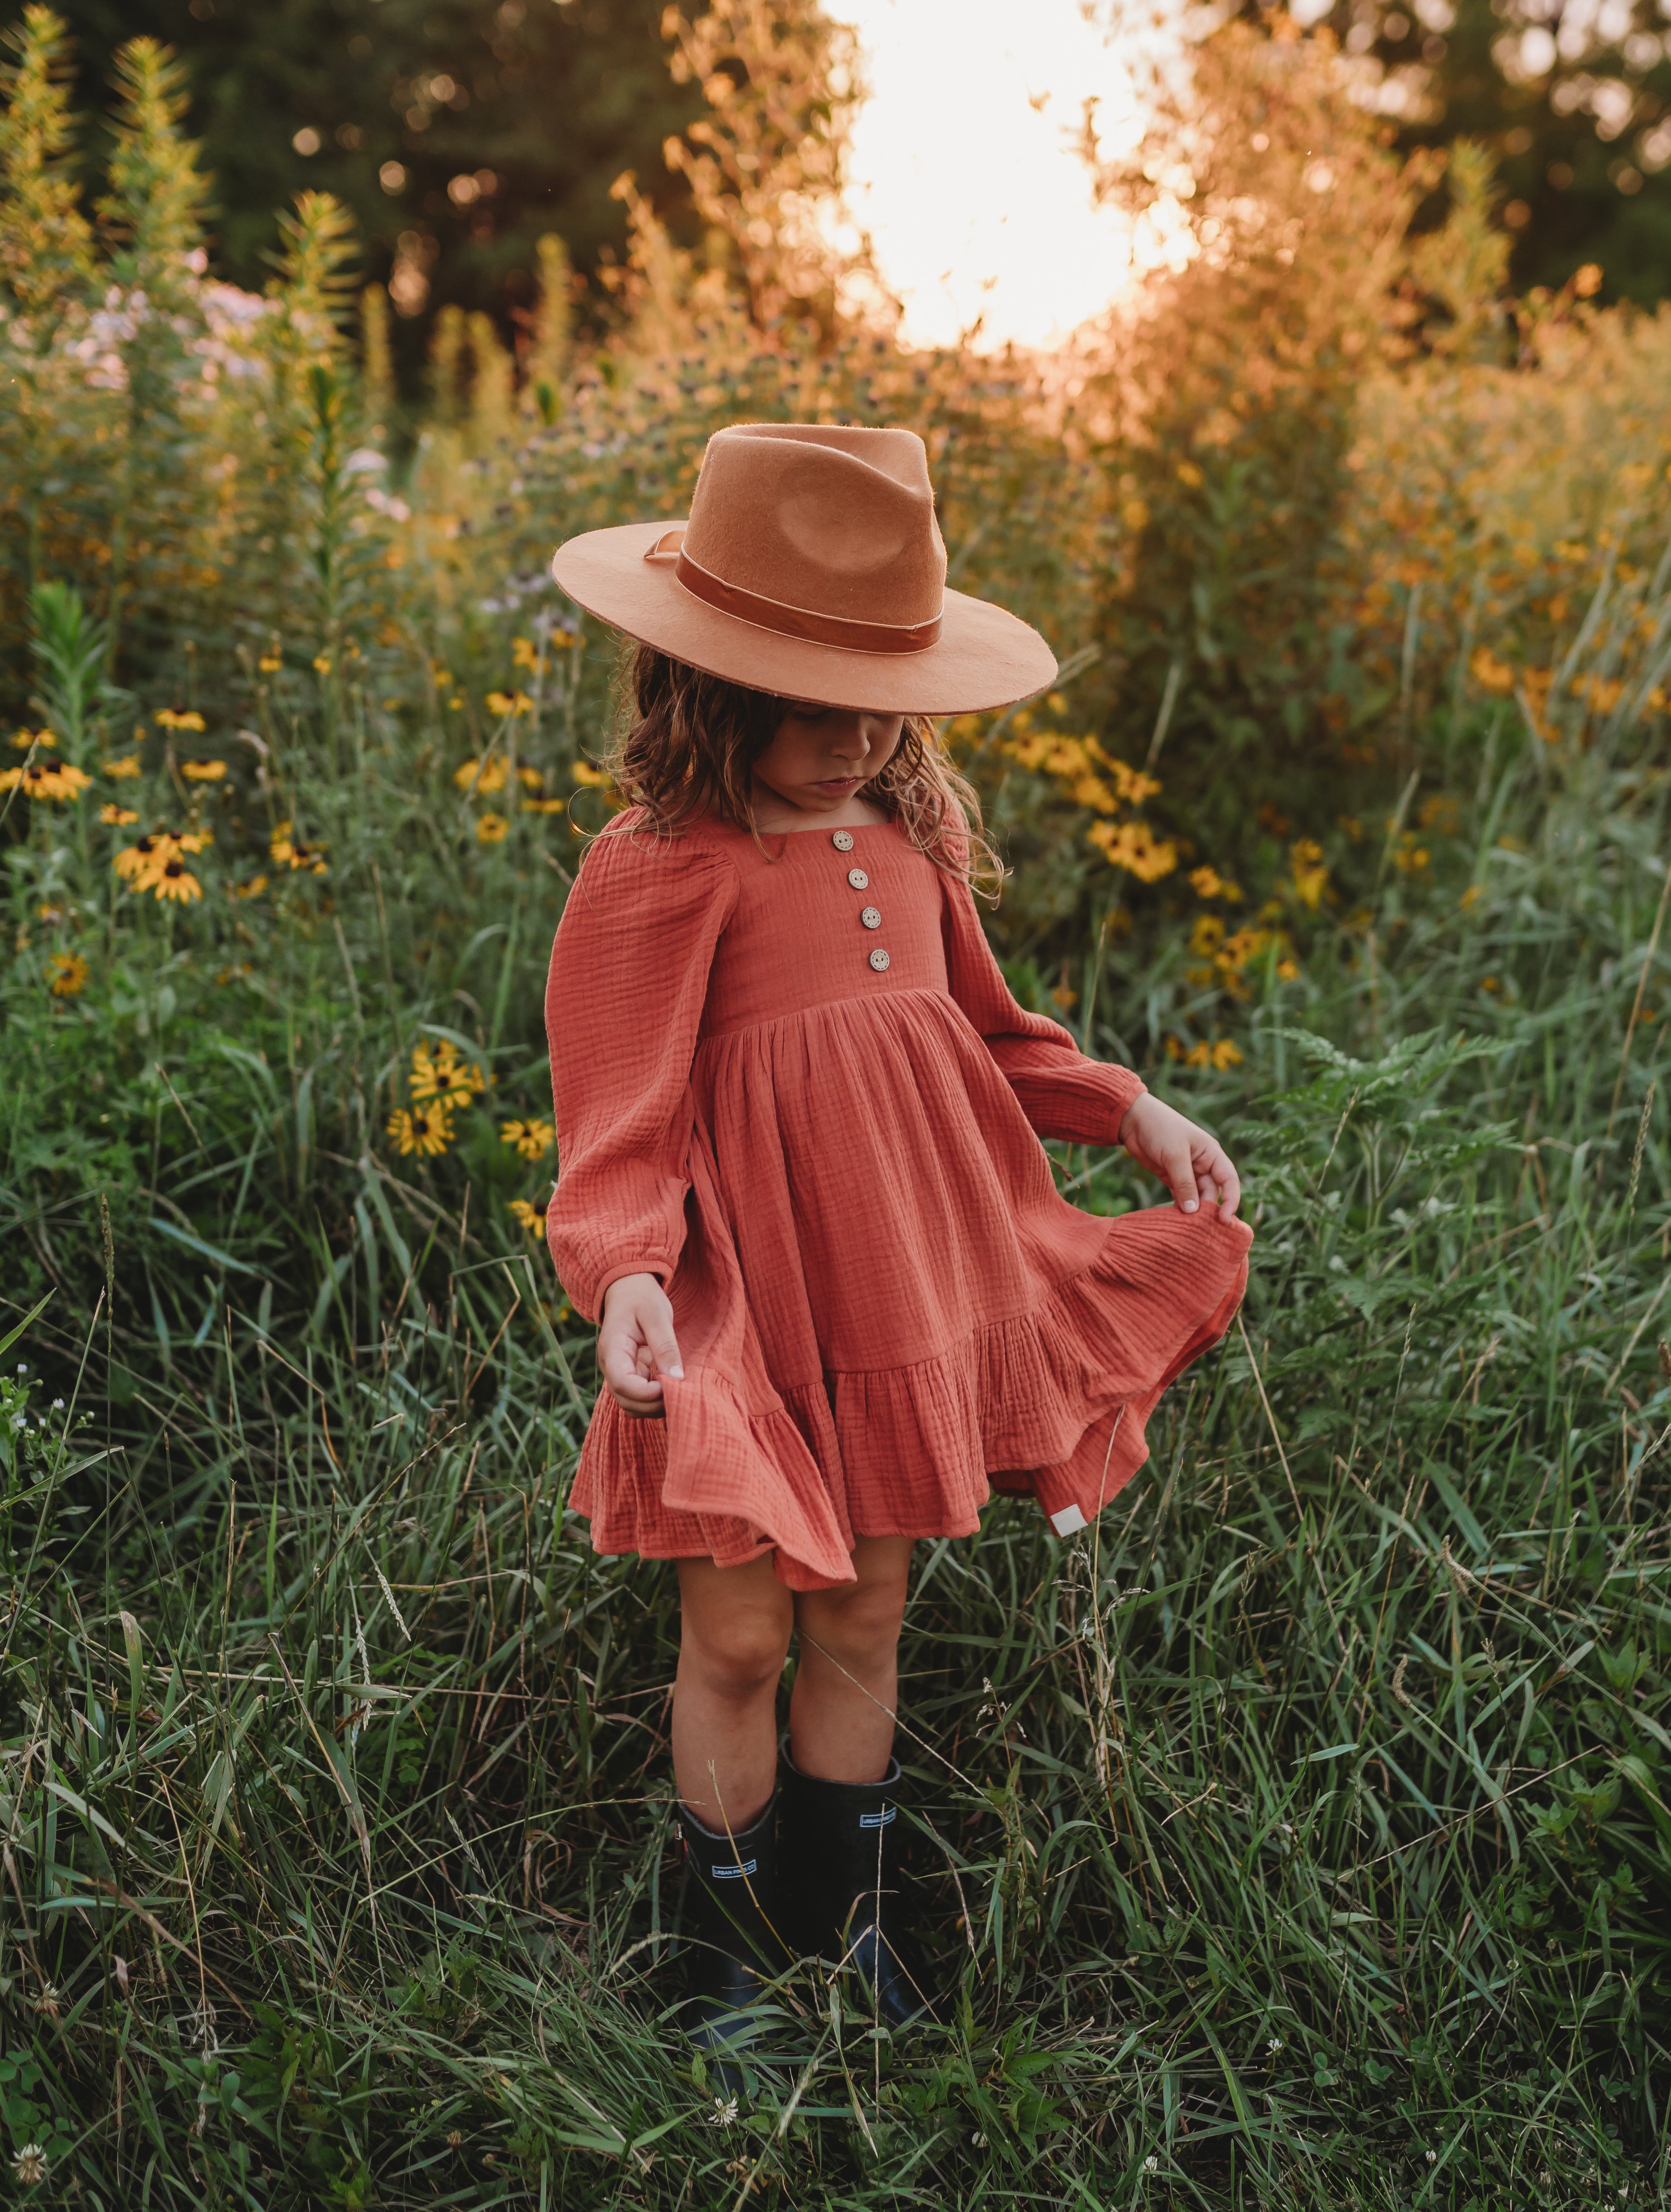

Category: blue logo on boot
[711, 1858, 758, 1879]
[858, 1807, 896, 1830]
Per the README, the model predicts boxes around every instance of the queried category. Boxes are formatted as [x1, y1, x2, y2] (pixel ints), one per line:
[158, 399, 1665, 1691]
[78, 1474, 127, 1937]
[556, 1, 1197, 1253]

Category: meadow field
[1, 9, 1670, 2207]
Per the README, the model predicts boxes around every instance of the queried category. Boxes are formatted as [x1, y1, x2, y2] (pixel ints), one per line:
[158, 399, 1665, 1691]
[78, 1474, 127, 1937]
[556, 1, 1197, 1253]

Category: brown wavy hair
[598, 644, 1005, 898]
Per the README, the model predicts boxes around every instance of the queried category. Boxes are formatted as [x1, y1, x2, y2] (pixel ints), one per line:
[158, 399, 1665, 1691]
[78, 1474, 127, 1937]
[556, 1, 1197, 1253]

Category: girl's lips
[814, 777, 860, 792]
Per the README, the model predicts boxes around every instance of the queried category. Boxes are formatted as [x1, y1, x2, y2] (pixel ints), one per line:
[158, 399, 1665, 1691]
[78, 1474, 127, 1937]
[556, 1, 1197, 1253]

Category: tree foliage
[1078, 19, 1510, 856]
[42, 0, 706, 385]
[1314, 0, 1671, 306]
[660, 0, 867, 335]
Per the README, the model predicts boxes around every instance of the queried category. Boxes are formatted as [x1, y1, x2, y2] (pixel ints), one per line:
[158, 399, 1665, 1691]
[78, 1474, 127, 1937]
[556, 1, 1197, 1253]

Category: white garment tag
[1049, 1503, 1089, 1537]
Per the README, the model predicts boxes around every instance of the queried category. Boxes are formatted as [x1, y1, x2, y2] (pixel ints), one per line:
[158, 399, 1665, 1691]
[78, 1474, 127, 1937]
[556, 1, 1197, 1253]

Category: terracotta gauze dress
[546, 808, 1252, 1590]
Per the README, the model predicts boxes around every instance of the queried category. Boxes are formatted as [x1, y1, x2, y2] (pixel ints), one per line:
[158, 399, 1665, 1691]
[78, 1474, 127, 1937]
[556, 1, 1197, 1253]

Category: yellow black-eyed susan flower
[100, 804, 139, 827]
[512, 636, 539, 671]
[411, 1040, 488, 1110]
[270, 823, 327, 874]
[500, 1118, 554, 1161]
[1086, 818, 1177, 883]
[115, 830, 209, 893]
[46, 951, 88, 997]
[0, 760, 92, 801]
[1289, 839, 1328, 909]
[476, 812, 510, 845]
[518, 765, 544, 790]
[1189, 866, 1243, 903]
[447, 1065, 489, 1107]
[415, 1035, 486, 1106]
[104, 754, 142, 779]
[154, 708, 205, 732]
[258, 653, 281, 673]
[410, 1041, 452, 1101]
[387, 1104, 453, 1158]
[522, 797, 566, 816]
[1178, 1038, 1244, 1070]
[153, 858, 202, 903]
[9, 727, 54, 750]
[181, 758, 227, 782]
[509, 1197, 549, 1239]
[485, 689, 533, 718]
[230, 874, 268, 901]
[453, 755, 509, 795]
[114, 835, 167, 888]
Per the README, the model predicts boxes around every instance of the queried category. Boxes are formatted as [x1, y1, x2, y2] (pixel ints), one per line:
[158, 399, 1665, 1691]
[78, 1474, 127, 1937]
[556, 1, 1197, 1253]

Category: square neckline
[762, 817, 890, 839]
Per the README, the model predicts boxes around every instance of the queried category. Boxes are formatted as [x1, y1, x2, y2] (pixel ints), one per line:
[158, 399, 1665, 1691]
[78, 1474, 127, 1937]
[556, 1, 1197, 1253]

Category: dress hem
[570, 1201, 1251, 1587]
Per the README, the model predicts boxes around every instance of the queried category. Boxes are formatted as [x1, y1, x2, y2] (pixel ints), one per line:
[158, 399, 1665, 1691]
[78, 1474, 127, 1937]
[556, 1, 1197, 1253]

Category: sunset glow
[839, 0, 1153, 352]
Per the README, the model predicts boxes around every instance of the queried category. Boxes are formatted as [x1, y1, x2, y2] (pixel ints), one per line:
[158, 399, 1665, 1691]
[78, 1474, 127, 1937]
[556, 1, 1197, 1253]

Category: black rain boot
[778, 1744, 930, 2029]
[674, 1792, 789, 2067]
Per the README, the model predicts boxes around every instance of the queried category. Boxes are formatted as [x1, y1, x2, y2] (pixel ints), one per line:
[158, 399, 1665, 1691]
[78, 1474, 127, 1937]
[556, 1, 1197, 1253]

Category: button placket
[827, 828, 889, 971]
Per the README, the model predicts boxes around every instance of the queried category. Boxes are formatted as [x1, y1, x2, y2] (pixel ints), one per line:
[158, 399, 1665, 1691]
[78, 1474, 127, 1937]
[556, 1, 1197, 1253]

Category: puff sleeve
[940, 869, 1145, 1146]
[546, 822, 739, 1320]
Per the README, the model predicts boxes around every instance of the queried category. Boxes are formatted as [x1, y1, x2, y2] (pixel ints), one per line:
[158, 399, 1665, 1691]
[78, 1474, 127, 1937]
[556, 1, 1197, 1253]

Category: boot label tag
[858, 1807, 896, 1829]
[711, 1858, 758, 1879]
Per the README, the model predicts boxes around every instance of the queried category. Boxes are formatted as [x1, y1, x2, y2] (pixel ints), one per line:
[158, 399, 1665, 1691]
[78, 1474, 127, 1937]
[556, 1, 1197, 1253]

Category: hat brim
[550, 520, 1057, 714]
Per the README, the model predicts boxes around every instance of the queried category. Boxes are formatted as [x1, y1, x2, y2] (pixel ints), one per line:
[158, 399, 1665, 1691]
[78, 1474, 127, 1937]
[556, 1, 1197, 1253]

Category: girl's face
[750, 702, 904, 820]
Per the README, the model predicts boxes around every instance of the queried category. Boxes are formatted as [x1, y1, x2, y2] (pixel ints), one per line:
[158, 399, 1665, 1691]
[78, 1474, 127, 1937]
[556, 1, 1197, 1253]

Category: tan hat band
[643, 529, 943, 655]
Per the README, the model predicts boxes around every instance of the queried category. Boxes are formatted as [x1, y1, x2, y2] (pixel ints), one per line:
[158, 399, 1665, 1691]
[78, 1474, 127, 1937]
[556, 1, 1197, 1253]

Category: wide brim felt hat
[549, 421, 1057, 715]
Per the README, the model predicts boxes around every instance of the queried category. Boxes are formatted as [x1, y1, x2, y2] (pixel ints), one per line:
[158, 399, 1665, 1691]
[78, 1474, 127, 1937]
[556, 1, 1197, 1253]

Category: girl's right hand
[599, 1273, 684, 1418]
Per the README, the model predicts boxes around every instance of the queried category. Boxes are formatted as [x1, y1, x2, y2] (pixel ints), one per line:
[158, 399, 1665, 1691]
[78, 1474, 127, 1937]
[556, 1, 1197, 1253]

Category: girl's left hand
[1117, 1094, 1241, 1217]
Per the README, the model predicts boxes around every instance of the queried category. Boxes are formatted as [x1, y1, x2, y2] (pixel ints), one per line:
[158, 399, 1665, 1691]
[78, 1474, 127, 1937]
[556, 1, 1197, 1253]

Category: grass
[1, 672, 1668, 2209]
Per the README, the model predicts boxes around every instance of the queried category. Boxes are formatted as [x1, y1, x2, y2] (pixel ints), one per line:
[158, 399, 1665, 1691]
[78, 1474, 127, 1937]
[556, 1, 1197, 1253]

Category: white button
[832, 829, 855, 852]
[860, 906, 881, 929]
[868, 948, 890, 972]
[847, 868, 869, 890]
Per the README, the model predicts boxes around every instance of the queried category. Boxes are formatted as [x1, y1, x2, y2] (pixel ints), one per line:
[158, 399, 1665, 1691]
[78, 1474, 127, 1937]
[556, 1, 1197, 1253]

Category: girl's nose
[829, 713, 875, 759]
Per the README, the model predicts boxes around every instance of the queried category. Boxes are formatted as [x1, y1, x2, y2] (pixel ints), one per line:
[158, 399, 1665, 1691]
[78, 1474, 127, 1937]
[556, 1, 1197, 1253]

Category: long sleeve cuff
[587, 1257, 674, 1321]
[990, 1039, 1146, 1146]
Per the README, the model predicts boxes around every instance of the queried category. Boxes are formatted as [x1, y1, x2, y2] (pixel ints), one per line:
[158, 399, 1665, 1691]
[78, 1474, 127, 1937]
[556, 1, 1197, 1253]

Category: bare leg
[789, 1535, 914, 1783]
[673, 1553, 794, 1832]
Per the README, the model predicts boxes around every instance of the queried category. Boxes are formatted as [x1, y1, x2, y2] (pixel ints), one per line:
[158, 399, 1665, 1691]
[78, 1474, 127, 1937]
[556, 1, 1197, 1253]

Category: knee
[682, 1609, 791, 1703]
[801, 1577, 907, 1665]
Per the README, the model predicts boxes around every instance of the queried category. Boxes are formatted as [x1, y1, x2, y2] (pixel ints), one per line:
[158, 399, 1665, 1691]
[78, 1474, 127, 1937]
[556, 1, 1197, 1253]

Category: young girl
[545, 423, 1250, 2051]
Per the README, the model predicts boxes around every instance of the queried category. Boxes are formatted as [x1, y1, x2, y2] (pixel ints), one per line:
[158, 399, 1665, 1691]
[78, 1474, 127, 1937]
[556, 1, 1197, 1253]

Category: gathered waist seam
[697, 983, 955, 1044]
